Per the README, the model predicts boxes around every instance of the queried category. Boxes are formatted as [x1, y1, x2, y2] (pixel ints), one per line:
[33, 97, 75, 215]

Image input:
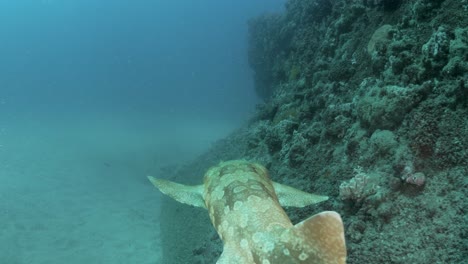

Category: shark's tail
[294, 211, 347, 264]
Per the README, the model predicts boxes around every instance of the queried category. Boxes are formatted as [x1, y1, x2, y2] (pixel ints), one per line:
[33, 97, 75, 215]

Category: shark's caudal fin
[147, 176, 206, 208]
[273, 182, 329, 207]
[294, 211, 347, 264]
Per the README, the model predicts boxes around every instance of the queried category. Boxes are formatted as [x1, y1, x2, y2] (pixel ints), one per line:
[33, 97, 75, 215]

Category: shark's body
[148, 160, 346, 264]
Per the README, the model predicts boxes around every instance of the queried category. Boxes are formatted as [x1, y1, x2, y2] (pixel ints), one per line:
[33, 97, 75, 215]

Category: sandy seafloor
[0, 110, 236, 264]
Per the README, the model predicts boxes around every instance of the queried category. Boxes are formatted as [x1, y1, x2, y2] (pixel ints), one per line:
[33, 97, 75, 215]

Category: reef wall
[158, 0, 467, 263]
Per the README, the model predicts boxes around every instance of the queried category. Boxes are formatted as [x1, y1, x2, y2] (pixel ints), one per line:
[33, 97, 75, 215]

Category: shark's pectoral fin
[295, 211, 347, 264]
[147, 176, 206, 208]
[273, 182, 329, 207]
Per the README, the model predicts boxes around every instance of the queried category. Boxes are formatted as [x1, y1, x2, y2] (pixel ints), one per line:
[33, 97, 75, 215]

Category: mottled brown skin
[202, 161, 344, 264]
[148, 160, 346, 264]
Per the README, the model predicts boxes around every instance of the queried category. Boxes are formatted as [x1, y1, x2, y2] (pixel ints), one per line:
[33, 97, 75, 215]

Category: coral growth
[339, 167, 380, 203]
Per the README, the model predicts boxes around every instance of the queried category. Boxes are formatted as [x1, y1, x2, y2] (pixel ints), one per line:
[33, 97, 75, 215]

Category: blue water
[0, 1, 285, 263]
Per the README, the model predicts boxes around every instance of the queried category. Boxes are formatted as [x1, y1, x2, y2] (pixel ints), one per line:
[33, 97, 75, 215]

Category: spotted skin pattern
[148, 160, 346, 264]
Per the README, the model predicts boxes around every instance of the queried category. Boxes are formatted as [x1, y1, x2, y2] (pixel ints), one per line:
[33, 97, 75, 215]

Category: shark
[148, 160, 346, 264]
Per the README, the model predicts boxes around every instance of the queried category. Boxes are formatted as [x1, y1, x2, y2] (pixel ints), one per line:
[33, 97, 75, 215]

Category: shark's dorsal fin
[147, 176, 205, 208]
[294, 211, 346, 264]
[273, 182, 329, 207]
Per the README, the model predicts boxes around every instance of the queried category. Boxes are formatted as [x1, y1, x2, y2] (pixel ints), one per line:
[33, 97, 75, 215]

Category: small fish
[148, 160, 346, 264]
